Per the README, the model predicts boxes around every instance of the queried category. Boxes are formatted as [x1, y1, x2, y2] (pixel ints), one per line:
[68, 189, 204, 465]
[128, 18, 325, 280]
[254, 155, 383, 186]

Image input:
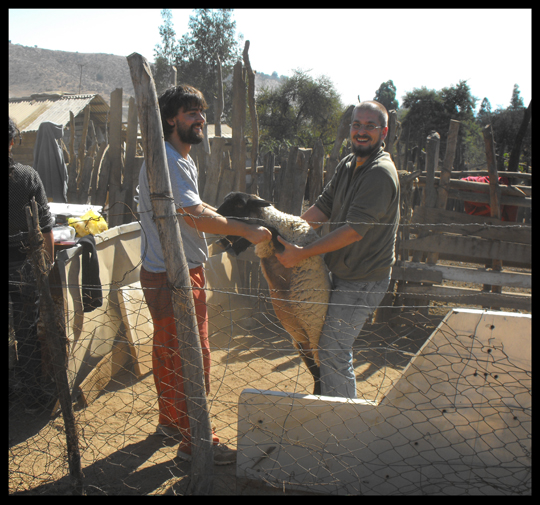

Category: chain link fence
[9, 219, 531, 495]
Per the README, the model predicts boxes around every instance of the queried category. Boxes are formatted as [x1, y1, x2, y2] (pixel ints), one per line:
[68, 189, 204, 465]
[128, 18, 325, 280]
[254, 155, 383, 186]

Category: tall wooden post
[483, 124, 503, 296]
[427, 120, 460, 265]
[325, 105, 354, 185]
[127, 52, 213, 495]
[122, 96, 139, 223]
[25, 198, 83, 495]
[108, 88, 126, 228]
[231, 60, 247, 192]
[243, 41, 259, 180]
[214, 54, 224, 138]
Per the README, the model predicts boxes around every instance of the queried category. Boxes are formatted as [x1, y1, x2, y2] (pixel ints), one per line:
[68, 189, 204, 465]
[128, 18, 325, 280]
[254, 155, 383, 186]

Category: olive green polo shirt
[314, 148, 400, 282]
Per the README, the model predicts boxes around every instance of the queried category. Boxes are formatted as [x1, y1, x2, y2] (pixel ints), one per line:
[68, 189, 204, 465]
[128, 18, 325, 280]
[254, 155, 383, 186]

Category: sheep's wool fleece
[255, 206, 331, 335]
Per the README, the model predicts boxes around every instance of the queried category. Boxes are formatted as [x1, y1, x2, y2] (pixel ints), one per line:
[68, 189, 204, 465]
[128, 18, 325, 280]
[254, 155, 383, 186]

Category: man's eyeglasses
[350, 123, 383, 132]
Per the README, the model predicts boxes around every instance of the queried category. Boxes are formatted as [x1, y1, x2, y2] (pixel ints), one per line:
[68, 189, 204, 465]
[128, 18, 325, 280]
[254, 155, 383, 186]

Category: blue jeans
[318, 276, 390, 398]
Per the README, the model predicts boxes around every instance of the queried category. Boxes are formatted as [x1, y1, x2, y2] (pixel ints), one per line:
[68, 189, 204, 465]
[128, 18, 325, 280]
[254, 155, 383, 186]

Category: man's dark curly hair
[158, 85, 208, 140]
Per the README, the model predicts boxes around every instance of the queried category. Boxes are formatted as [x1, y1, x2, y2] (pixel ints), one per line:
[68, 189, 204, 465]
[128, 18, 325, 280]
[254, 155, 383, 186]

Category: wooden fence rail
[62, 51, 530, 318]
[387, 120, 531, 316]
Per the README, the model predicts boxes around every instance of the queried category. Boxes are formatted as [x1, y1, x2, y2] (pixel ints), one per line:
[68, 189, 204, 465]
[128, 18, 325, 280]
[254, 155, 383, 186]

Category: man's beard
[176, 123, 204, 145]
[351, 137, 383, 158]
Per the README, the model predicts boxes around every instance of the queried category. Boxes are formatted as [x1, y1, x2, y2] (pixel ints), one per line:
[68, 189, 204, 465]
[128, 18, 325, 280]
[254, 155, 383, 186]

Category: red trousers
[140, 265, 217, 443]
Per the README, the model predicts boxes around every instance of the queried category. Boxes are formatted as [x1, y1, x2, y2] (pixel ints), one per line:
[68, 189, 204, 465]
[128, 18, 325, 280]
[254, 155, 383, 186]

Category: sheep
[216, 192, 331, 395]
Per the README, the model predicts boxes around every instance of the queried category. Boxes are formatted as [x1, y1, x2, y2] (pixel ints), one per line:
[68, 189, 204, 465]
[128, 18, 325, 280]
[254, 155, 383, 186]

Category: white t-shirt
[138, 141, 208, 272]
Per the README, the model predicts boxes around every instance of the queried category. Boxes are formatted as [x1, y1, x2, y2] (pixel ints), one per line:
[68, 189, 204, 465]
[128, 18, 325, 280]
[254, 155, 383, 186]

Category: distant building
[8, 93, 109, 167]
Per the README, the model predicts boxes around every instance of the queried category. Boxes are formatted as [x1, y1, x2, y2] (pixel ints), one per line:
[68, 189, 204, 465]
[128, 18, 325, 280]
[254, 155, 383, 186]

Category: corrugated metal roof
[8, 93, 110, 133]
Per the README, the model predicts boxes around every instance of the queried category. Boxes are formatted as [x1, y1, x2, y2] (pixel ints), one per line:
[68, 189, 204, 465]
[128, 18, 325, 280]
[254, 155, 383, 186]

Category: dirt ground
[9, 304, 444, 496]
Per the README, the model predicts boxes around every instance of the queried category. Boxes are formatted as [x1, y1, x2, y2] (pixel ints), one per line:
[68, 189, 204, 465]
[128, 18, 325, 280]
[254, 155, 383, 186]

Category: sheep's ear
[249, 198, 272, 209]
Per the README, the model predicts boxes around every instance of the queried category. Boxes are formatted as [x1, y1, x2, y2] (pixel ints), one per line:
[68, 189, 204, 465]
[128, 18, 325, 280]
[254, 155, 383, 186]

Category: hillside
[9, 43, 286, 105]
[9, 43, 136, 103]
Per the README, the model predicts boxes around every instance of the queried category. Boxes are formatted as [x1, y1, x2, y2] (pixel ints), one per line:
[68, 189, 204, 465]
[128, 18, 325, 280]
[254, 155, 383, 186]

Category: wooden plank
[418, 176, 529, 198]
[401, 234, 531, 265]
[394, 261, 531, 288]
[410, 206, 531, 244]
[447, 189, 531, 208]
[404, 284, 530, 311]
[391, 265, 442, 283]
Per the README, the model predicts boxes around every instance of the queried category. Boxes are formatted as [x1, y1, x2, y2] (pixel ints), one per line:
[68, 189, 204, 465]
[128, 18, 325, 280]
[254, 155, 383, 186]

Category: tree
[477, 97, 492, 125]
[487, 104, 531, 170]
[509, 83, 525, 110]
[175, 9, 242, 122]
[374, 80, 399, 111]
[401, 86, 446, 154]
[153, 9, 181, 95]
[256, 69, 344, 153]
[439, 80, 477, 120]
[401, 81, 479, 169]
[474, 85, 530, 170]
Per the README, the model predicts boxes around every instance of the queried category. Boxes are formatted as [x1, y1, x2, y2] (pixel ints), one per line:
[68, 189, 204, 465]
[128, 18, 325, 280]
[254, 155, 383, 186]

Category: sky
[9, 8, 531, 113]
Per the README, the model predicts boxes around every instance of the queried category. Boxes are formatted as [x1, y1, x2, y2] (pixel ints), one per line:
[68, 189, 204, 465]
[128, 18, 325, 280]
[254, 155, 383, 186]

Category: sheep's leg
[296, 345, 321, 395]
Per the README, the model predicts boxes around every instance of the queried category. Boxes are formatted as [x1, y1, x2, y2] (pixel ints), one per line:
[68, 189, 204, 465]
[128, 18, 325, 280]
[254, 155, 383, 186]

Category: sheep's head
[215, 192, 283, 256]
[216, 192, 272, 221]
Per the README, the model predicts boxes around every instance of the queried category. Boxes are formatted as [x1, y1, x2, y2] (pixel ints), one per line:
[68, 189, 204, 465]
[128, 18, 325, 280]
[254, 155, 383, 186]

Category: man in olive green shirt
[276, 101, 400, 398]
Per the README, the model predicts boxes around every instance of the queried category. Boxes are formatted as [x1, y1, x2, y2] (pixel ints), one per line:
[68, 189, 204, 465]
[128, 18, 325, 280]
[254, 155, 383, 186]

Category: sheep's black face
[215, 192, 275, 256]
[216, 192, 272, 220]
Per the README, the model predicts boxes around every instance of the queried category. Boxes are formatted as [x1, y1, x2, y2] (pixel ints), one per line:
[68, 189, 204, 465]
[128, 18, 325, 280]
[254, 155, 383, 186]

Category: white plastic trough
[237, 308, 531, 495]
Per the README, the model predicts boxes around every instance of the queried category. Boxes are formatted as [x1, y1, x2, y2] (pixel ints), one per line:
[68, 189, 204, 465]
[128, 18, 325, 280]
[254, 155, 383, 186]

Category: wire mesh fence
[9, 218, 531, 496]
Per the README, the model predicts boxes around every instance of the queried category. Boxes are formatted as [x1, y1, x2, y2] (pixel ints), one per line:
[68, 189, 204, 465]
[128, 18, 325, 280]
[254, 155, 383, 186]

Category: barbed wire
[9, 201, 531, 495]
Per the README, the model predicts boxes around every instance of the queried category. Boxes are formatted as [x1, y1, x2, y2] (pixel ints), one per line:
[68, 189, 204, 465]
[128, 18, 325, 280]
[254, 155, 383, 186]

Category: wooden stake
[126, 52, 213, 495]
[25, 198, 83, 495]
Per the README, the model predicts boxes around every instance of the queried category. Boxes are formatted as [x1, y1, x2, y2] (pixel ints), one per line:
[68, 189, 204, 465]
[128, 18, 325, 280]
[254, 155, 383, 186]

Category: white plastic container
[52, 225, 76, 243]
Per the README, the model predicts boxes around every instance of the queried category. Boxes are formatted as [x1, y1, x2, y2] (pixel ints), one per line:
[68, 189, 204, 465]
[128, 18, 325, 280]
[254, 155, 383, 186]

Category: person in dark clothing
[9, 116, 55, 413]
[275, 101, 400, 398]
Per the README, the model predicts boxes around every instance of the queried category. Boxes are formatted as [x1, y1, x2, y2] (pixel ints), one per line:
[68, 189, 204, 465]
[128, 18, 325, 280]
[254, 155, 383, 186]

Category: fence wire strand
[9, 213, 531, 496]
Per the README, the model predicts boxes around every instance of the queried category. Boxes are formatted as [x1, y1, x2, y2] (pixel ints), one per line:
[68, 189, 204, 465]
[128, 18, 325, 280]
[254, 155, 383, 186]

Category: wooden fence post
[325, 105, 354, 185]
[127, 52, 213, 494]
[259, 150, 275, 202]
[231, 60, 246, 193]
[483, 124, 503, 297]
[123, 96, 139, 223]
[508, 100, 531, 173]
[427, 120, 460, 264]
[107, 88, 126, 228]
[25, 198, 83, 495]
[384, 109, 398, 159]
[202, 136, 226, 207]
[243, 41, 259, 179]
[275, 146, 312, 215]
[215, 54, 224, 138]
[307, 139, 325, 206]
